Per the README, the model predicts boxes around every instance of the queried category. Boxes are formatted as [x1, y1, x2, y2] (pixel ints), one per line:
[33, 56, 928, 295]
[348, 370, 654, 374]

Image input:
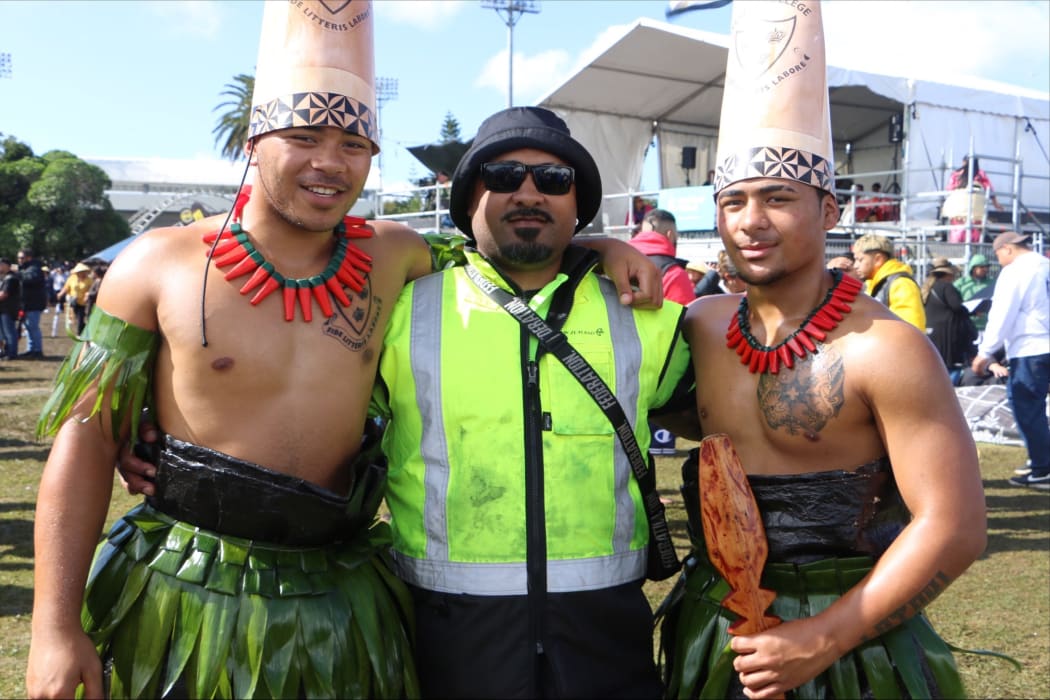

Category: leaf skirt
[82, 503, 418, 699]
[658, 555, 965, 699]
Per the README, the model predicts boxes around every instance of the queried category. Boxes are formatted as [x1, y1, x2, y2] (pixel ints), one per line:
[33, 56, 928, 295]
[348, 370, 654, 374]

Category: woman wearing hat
[922, 257, 976, 383]
[57, 262, 93, 334]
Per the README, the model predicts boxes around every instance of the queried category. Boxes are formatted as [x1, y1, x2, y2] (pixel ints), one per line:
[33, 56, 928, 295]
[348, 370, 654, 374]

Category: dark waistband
[680, 450, 908, 564]
[687, 554, 876, 600]
[146, 434, 386, 546]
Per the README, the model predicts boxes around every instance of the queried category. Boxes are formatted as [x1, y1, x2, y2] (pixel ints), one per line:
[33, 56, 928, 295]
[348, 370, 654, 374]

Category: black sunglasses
[480, 161, 575, 196]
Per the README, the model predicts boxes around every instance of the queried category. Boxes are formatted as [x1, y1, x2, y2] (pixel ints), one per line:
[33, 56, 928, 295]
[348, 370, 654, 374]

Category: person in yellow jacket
[852, 233, 926, 330]
[373, 106, 693, 699]
[56, 262, 93, 333]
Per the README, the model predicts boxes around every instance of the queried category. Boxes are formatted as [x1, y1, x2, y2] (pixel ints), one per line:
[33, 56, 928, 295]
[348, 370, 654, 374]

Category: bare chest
[695, 341, 878, 471]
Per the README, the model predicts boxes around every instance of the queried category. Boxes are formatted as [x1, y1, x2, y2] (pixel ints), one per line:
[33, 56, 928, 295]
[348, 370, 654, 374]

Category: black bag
[959, 309, 979, 346]
[956, 308, 979, 360]
[638, 452, 681, 581]
[932, 286, 979, 362]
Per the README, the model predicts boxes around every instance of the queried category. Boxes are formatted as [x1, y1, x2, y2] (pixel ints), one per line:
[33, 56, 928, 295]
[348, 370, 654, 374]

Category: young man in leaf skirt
[25, 3, 426, 697]
[26, 2, 665, 696]
[658, 1, 986, 698]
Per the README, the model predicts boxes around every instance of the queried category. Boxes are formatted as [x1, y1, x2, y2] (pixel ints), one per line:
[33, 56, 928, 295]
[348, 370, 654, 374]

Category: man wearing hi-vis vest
[372, 106, 693, 698]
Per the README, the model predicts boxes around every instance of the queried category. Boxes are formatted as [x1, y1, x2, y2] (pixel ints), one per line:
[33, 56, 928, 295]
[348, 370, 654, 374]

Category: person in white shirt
[972, 231, 1050, 490]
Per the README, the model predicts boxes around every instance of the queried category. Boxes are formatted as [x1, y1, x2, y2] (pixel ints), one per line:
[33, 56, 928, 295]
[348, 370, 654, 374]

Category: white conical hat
[714, 0, 833, 193]
[249, 0, 378, 152]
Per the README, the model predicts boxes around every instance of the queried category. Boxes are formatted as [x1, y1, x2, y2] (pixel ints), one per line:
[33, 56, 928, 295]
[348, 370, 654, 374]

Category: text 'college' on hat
[714, 0, 834, 194]
[249, 0, 378, 152]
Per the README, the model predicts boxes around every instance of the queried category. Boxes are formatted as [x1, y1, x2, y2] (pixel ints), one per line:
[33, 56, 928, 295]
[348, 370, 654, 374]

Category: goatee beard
[499, 239, 554, 266]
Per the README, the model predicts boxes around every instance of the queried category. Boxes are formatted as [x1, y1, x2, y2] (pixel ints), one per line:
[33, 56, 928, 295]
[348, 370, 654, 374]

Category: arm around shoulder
[369, 219, 436, 283]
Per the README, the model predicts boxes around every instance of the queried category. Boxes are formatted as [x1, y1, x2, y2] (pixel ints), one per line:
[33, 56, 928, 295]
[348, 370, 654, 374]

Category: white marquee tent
[537, 19, 1050, 230]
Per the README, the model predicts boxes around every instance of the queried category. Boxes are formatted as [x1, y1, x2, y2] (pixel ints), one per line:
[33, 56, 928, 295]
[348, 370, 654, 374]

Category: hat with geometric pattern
[249, 0, 378, 153]
[714, 0, 834, 193]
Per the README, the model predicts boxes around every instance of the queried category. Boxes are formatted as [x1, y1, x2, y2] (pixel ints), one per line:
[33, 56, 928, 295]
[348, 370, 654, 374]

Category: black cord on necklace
[200, 145, 254, 347]
[736, 269, 845, 351]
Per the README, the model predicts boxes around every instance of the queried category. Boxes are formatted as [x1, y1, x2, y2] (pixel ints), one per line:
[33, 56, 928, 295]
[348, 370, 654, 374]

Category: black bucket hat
[449, 107, 602, 238]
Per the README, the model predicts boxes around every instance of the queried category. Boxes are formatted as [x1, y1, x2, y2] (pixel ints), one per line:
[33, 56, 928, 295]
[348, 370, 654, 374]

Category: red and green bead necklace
[202, 185, 373, 322]
[726, 269, 863, 374]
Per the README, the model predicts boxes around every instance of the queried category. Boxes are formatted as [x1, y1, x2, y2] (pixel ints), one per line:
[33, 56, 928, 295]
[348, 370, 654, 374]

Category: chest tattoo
[322, 277, 383, 353]
[756, 344, 845, 436]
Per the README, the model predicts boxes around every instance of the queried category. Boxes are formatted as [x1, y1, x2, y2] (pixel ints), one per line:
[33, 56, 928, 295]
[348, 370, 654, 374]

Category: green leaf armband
[37, 307, 159, 443]
[421, 232, 469, 271]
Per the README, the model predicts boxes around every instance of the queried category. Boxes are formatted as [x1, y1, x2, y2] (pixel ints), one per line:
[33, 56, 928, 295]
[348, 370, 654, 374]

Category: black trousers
[410, 580, 661, 700]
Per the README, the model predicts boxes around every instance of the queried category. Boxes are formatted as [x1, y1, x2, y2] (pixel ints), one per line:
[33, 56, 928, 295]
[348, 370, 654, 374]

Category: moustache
[502, 208, 553, 224]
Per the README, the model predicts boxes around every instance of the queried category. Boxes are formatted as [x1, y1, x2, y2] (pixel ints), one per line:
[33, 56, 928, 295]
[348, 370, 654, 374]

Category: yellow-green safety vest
[376, 251, 690, 595]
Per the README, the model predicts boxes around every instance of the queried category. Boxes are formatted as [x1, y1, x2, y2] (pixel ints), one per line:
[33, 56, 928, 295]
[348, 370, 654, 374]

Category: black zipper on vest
[523, 352, 547, 694]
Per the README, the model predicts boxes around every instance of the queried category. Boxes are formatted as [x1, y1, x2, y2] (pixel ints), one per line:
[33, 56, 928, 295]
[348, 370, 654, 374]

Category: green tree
[382, 193, 424, 216]
[0, 138, 128, 261]
[213, 73, 254, 161]
[439, 112, 461, 143]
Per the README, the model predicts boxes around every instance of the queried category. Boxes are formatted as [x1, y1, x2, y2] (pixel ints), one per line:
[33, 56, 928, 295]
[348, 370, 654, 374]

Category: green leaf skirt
[658, 555, 965, 699]
[82, 503, 418, 699]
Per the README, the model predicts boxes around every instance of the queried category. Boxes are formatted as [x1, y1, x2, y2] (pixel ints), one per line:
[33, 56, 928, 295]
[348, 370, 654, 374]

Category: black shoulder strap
[648, 254, 683, 275]
[871, 271, 912, 305]
[463, 264, 680, 574]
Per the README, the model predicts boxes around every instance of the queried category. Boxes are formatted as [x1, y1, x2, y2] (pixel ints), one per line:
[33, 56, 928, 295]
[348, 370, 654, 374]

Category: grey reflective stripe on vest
[399, 273, 647, 595]
[598, 280, 643, 556]
[411, 274, 451, 562]
[392, 549, 647, 595]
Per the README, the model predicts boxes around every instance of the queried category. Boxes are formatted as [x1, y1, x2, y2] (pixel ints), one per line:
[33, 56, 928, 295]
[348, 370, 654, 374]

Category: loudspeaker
[681, 146, 697, 170]
[888, 112, 903, 143]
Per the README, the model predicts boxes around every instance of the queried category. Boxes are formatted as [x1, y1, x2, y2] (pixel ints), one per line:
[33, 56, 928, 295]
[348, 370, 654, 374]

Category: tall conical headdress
[249, 0, 378, 152]
[713, 0, 833, 193]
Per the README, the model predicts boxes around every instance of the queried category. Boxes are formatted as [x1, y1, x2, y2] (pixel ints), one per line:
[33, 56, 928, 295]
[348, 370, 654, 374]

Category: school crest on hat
[714, 0, 834, 193]
[249, 0, 378, 152]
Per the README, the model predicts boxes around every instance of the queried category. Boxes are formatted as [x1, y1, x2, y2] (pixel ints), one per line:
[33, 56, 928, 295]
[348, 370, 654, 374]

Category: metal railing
[372, 152, 1048, 269]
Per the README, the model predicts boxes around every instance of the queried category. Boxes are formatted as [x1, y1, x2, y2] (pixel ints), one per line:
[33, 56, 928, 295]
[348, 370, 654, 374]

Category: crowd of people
[0, 252, 108, 362]
[17, 1, 1049, 699]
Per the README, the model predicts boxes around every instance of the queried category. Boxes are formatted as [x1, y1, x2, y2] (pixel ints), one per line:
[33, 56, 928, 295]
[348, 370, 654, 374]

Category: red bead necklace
[202, 185, 373, 322]
[725, 270, 863, 374]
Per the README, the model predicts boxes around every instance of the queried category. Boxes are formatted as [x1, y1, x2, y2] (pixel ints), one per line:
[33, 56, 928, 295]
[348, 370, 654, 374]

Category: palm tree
[212, 73, 254, 161]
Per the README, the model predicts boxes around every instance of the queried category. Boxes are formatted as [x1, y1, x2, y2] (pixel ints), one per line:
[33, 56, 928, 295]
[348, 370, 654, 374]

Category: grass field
[1, 331, 1048, 698]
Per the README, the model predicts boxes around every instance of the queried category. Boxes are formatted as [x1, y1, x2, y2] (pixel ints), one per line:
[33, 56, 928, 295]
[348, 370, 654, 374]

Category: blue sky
[1, 0, 1048, 191]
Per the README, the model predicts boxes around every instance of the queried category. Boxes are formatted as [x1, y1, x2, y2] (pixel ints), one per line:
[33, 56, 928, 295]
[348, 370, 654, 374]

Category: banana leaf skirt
[659, 452, 965, 699]
[82, 436, 417, 699]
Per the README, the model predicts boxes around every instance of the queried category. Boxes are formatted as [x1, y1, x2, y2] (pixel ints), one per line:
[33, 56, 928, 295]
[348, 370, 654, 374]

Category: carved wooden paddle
[698, 433, 781, 635]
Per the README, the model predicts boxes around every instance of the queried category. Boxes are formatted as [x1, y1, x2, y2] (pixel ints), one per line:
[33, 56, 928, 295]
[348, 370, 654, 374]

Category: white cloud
[374, 0, 469, 30]
[149, 0, 224, 39]
[822, 0, 1049, 88]
[475, 48, 573, 102]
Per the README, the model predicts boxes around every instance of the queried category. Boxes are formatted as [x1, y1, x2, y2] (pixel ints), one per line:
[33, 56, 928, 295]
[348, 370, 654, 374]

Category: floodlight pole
[482, 0, 540, 108]
[0, 52, 12, 79]
[375, 77, 399, 191]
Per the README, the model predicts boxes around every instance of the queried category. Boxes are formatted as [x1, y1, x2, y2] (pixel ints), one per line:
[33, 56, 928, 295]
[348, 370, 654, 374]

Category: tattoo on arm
[863, 571, 953, 641]
[757, 345, 845, 435]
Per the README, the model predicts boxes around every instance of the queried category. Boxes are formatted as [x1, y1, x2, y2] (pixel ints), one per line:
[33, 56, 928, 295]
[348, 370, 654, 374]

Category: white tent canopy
[538, 18, 1050, 230]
